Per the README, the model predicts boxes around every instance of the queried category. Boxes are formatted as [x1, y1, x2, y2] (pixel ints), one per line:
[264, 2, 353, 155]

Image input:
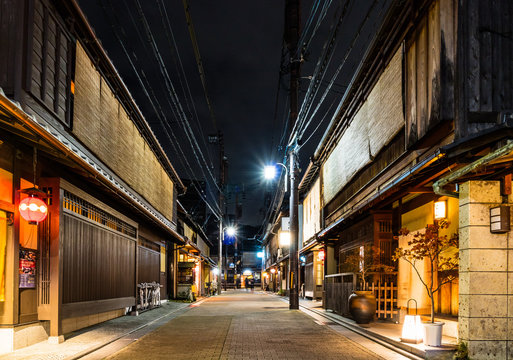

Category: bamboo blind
[73, 43, 174, 220]
[323, 48, 404, 205]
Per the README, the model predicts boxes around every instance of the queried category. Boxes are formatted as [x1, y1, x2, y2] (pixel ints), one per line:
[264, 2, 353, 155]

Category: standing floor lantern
[400, 299, 423, 344]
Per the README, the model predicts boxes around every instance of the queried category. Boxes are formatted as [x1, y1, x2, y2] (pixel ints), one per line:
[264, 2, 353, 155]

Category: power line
[181, 0, 219, 133]
[100, 0, 222, 219]
[132, 0, 222, 195]
[298, 0, 381, 143]
[157, 0, 216, 169]
[292, 0, 352, 144]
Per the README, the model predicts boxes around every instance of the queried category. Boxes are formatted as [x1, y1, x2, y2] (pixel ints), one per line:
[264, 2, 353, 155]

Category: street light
[221, 226, 237, 291]
[226, 226, 236, 237]
[263, 159, 299, 310]
[263, 163, 288, 191]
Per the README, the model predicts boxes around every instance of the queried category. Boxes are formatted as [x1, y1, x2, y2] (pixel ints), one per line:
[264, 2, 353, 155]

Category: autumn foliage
[392, 220, 459, 323]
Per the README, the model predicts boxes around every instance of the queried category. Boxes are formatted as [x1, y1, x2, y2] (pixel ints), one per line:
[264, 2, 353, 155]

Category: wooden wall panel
[0, 0, 24, 95]
[405, 0, 444, 147]
[456, 0, 513, 137]
[27, 0, 72, 126]
[137, 247, 160, 284]
[73, 43, 175, 221]
[61, 214, 136, 304]
[406, 1, 451, 147]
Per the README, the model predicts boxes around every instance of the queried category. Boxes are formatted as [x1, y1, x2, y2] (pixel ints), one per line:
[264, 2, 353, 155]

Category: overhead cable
[100, 0, 222, 219]
[298, 0, 379, 142]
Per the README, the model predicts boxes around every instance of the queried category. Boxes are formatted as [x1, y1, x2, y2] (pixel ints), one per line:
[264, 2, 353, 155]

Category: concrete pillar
[459, 181, 511, 359]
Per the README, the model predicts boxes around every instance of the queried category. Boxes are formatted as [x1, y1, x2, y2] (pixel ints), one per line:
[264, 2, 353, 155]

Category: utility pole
[218, 131, 225, 295]
[285, 0, 300, 310]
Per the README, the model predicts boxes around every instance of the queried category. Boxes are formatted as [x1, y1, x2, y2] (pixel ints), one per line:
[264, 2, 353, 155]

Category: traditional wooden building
[283, 0, 512, 357]
[176, 201, 215, 299]
[0, 0, 187, 352]
[262, 212, 290, 294]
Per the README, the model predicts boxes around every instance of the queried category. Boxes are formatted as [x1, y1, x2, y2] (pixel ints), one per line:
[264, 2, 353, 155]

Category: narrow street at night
[1, 0, 512, 358]
[94, 291, 407, 360]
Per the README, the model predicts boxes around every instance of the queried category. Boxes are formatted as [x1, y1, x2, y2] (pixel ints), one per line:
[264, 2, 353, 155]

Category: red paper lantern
[19, 196, 48, 224]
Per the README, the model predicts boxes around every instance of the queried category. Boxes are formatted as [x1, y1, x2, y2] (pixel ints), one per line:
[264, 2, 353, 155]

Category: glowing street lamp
[264, 165, 277, 180]
[263, 163, 288, 190]
[226, 226, 236, 237]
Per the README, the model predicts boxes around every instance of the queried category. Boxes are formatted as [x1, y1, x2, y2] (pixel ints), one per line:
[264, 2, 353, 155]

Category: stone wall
[459, 180, 512, 359]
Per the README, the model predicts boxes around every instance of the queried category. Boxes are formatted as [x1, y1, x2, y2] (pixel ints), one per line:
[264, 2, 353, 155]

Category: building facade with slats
[0, 0, 190, 352]
[268, 0, 513, 357]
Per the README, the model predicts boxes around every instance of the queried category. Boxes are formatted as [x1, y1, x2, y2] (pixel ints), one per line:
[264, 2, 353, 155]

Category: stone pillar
[459, 181, 510, 359]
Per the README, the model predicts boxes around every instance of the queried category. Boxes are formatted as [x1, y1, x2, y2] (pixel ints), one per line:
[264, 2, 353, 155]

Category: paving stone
[107, 291, 388, 360]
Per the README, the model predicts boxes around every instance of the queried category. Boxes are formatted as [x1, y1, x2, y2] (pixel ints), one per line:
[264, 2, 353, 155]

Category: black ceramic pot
[348, 291, 376, 324]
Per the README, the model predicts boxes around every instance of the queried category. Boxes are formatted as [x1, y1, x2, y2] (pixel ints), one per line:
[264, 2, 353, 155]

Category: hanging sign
[19, 249, 36, 288]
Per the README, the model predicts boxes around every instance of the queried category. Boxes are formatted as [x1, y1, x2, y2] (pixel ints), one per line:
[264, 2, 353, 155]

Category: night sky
[78, 0, 390, 230]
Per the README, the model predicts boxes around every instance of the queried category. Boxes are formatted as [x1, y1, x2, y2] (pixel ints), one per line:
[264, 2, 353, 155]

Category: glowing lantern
[401, 315, 423, 343]
[400, 299, 423, 343]
[270, 268, 276, 274]
[19, 196, 48, 224]
[434, 200, 447, 220]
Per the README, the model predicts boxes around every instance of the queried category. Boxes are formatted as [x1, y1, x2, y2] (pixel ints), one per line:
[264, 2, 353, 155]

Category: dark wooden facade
[0, 0, 186, 346]
[456, 0, 513, 138]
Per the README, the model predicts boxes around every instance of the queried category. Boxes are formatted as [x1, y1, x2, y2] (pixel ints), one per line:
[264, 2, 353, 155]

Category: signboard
[281, 217, 290, 231]
[19, 249, 36, 288]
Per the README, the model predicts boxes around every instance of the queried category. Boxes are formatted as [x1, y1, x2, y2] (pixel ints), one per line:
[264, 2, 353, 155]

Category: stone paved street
[105, 291, 406, 360]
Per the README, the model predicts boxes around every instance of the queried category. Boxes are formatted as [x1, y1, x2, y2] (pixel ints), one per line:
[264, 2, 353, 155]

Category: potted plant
[343, 245, 395, 324]
[392, 220, 458, 346]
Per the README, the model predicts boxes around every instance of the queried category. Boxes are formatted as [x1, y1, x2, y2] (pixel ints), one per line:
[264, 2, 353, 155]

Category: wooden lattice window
[62, 190, 137, 238]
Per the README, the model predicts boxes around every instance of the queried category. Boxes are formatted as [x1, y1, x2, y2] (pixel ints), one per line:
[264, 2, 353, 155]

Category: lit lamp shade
[270, 268, 276, 274]
[19, 196, 48, 224]
[400, 315, 423, 343]
[279, 231, 290, 246]
[434, 200, 447, 220]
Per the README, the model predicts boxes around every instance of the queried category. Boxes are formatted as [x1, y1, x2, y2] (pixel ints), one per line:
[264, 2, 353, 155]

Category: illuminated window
[0, 168, 13, 204]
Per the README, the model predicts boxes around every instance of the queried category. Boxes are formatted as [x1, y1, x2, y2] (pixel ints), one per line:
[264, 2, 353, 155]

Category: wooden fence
[360, 282, 398, 320]
[324, 273, 398, 321]
[324, 273, 356, 317]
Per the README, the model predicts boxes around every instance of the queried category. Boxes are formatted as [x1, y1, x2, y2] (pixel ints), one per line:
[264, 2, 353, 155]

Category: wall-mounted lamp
[400, 299, 423, 344]
[279, 231, 290, 246]
[490, 206, 510, 233]
[434, 200, 447, 220]
[270, 268, 276, 274]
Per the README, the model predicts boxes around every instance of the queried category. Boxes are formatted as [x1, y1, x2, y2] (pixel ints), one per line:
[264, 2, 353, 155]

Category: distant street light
[226, 226, 236, 237]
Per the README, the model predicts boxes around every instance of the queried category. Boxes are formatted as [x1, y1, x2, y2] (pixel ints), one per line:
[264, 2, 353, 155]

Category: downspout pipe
[433, 140, 513, 198]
